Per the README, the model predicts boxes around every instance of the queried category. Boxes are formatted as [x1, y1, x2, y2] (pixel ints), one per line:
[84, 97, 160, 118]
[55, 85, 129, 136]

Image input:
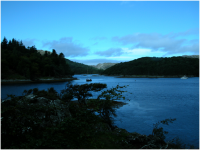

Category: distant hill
[102, 56, 199, 77]
[37, 50, 103, 74]
[181, 55, 199, 59]
[65, 59, 103, 74]
[91, 63, 117, 70]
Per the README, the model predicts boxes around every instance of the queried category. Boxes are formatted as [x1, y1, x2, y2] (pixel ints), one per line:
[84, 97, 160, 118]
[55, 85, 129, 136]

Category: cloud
[112, 29, 199, 55]
[167, 28, 199, 38]
[22, 38, 38, 48]
[42, 37, 90, 57]
[122, 48, 151, 54]
[95, 48, 124, 56]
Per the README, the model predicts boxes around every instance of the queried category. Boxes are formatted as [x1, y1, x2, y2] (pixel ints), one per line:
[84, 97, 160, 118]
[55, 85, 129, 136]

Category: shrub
[33, 88, 39, 94]
[27, 89, 33, 95]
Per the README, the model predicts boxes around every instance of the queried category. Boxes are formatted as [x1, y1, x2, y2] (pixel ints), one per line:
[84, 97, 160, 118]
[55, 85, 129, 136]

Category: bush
[152, 118, 176, 141]
[33, 88, 39, 94]
[36, 89, 48, 97]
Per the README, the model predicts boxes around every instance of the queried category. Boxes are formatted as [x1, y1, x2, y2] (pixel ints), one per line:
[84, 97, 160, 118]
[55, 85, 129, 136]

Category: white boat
[181, 75, 188, 79]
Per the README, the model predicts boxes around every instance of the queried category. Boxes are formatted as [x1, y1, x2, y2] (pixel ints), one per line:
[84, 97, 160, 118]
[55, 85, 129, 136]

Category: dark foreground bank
[1, 77, 78, 84]
[1, 83, 192, 149]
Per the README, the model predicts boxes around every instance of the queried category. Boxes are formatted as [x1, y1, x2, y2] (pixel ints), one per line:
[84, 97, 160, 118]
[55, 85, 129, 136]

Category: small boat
[86, 79, 92, 82]
[181, 75, 188, 79]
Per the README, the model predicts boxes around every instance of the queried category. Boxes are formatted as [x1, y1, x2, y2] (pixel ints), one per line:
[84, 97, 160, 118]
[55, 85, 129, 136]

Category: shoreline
[1, 77, 78, 84]
[103, 75, 196, 78]
[117, 76, 180, 78]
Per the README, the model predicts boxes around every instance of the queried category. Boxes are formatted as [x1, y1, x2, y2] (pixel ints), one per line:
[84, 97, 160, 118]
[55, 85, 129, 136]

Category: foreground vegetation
[1, 82, 191, 149]
[103, 56, 199, 77]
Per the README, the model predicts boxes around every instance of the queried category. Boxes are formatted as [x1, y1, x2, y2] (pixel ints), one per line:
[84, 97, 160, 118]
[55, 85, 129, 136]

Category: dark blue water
[1, 75, 199, 148]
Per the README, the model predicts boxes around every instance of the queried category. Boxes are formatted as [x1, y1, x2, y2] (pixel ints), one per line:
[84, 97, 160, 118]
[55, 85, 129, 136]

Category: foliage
[1, 37, 73, 81]
[103, 56, 199, 77]
[32, 88, 39, 94]
[27, 89, 33, 95]
[61, 82, 107, 106]
[152, 118, 176, 140]
[60, 83, 127, 129]
[92, 85, 128, 128]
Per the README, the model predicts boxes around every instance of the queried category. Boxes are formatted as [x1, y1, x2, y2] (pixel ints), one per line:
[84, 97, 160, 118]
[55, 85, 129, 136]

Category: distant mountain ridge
[65, 59, 103, 74]
[91, 63, 117, 70]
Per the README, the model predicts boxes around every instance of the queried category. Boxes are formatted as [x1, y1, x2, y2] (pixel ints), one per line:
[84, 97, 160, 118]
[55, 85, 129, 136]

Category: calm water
[1, 75, 199, 148]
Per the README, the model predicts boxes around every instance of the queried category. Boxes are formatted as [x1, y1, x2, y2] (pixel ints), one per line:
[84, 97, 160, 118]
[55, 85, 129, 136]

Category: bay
[1, 75, 199, 148]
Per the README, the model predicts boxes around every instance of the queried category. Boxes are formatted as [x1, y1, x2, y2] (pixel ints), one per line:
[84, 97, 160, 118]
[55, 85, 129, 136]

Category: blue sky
[1, 1, 199, 65]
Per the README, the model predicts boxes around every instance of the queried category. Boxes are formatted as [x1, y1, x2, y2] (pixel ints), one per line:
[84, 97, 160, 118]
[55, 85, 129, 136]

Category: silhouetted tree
[1, 37, 8, 49]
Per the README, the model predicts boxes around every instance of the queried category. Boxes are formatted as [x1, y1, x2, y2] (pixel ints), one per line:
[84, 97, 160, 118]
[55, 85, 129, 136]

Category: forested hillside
[102, 57, 199, 77]
[91, 63, 117, 70]
[66, 59, 103, 74]
[37, 50, 103, 74]
[1, 37, 73, 80]
[1, 37, 103, 80]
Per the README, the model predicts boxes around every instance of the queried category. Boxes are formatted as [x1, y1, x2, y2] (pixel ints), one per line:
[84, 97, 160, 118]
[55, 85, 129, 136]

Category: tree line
[1, 37, 102, 80]
[102, 57, 199, 77]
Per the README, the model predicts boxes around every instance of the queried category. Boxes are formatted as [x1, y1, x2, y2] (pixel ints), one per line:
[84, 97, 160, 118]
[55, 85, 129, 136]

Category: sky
[1, 1, 199, 65]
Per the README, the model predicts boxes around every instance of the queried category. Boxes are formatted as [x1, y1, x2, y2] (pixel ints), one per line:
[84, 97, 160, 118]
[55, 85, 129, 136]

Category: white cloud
[112, 28, 199, 56]
[95, 48, 124, 56]
[42, 37, 90, 57]
[122, 48, 151, 54]
[22, 38, 39, 48]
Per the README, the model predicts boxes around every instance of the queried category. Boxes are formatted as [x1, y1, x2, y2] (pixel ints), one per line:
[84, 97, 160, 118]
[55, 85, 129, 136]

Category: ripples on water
[1, 75, 199, 148]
